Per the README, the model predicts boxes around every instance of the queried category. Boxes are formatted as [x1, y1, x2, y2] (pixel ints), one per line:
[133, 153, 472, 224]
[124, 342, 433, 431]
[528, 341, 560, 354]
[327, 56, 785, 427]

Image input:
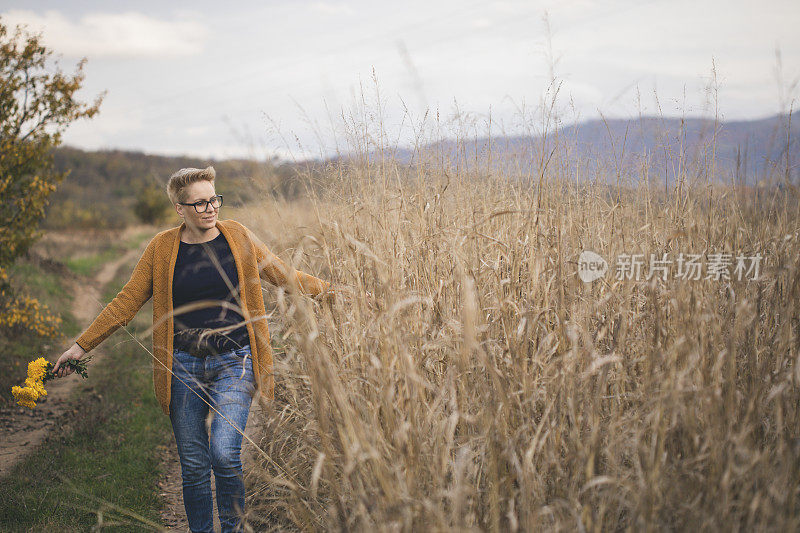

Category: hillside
[44, 114, 798, 230]
[43, 147, 314, 229]
[391, 114, 799, 186]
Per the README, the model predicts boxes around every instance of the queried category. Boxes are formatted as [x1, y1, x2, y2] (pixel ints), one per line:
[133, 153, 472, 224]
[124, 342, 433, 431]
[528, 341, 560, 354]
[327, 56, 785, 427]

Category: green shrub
[133, 184, 171, 224]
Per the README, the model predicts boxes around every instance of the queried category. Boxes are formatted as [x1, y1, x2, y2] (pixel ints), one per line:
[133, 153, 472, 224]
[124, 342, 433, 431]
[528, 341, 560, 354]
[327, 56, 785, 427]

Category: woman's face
[176, 180, 219, 231]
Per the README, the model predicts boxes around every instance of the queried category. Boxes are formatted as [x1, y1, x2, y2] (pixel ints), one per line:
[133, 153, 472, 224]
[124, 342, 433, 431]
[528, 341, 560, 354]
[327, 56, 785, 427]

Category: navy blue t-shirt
[172, 232, 249, 353]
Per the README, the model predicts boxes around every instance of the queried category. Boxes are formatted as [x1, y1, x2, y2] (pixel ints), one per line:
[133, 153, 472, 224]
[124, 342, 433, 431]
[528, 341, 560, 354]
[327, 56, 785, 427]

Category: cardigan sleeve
[245, 226, 333, 299]
[75, 236, 156, 352]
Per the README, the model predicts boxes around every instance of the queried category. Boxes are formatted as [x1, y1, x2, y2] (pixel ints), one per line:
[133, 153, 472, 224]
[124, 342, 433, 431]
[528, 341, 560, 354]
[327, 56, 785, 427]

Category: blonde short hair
[166, 166, 216, 204]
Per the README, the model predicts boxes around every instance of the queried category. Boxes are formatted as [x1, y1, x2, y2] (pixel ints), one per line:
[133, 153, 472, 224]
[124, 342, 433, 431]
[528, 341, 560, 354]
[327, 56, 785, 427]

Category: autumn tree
[0, 19, 103, 336]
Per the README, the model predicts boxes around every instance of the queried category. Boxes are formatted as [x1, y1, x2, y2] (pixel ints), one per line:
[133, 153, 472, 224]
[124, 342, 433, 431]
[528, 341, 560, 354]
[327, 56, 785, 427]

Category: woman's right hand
[52, 343, 87, 378]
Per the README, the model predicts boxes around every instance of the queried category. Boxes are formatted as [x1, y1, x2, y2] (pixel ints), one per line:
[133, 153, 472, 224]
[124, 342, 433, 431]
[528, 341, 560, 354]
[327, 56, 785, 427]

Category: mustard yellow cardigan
[75, 219, 330, 415]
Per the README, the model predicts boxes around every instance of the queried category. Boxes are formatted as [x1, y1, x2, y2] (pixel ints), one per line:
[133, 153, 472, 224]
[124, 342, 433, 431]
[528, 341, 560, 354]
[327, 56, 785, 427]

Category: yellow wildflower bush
[0, 284, 62, 338]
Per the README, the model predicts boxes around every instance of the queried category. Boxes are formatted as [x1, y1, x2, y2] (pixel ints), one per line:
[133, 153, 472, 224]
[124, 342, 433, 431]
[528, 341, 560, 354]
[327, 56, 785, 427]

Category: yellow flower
[24, 377, 47, 398]
[10, 356, 54, 408]
[27, 357, 48, 382]
[11, 355, 89, 409]
[11, 385, 39, 409]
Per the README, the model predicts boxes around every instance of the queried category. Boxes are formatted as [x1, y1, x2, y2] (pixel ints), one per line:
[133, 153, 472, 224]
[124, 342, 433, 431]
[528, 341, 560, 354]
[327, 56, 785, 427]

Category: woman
[52, 166, 333, 533]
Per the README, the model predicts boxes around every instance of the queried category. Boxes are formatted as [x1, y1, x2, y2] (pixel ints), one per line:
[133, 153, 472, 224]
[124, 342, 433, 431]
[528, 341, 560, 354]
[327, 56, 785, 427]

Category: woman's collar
[175, 219, 227, 244]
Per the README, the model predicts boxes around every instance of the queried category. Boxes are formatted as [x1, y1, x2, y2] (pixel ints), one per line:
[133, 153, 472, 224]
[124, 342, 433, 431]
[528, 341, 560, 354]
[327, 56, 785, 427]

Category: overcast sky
[3, 1, 799, 160]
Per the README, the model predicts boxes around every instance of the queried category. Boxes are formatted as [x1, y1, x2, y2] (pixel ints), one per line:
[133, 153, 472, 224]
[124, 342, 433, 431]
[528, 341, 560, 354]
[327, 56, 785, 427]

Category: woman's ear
[175, 203, 184, 218]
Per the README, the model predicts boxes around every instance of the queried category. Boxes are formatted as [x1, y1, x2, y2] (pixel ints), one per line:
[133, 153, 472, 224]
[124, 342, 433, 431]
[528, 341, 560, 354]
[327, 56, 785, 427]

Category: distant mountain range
[50, 115, 797, 228]
[383, 114, 799, 186]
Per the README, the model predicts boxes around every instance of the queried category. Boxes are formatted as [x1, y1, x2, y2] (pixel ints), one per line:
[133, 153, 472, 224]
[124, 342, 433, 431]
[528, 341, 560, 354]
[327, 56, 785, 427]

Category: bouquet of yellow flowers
[11, 356, 92, 409]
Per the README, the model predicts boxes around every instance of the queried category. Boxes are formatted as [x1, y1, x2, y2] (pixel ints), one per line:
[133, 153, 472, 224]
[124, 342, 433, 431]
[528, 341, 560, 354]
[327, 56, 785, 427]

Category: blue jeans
[169, 345, 256, 533]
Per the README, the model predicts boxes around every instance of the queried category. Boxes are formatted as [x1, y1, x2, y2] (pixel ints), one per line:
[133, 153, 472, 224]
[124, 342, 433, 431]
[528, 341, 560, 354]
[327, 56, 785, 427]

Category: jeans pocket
[232, 344, 251, 358]
[171, 349, 194, 375]
[235, 348, 255, 397]
[217, 346, 253, 382]
[231, 346, 253, 369]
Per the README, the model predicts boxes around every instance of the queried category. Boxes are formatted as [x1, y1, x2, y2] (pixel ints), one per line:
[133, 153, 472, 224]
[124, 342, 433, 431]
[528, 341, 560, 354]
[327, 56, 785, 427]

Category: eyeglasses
[179, 194, 223, 213]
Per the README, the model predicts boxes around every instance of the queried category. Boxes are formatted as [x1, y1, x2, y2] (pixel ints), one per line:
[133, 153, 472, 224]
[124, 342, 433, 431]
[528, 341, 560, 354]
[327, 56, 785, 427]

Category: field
[2, 7, 797, 531]
[3, 106, 797, 531]
[222, 123, 800, 531]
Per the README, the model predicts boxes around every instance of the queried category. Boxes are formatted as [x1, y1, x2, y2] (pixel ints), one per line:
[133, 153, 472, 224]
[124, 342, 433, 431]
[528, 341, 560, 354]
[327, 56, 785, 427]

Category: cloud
[471, 17, 492, 30]
[1, 9, 207, 58]
[309, 2, 355, 16]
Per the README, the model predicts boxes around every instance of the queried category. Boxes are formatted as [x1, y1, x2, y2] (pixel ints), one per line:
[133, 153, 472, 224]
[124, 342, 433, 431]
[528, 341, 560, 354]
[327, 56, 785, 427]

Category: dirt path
[0, 241, 149, 478]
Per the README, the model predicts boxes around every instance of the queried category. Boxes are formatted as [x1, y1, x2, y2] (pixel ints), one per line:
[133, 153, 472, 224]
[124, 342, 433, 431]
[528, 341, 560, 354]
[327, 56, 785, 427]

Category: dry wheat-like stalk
[236, 98, 798, 532]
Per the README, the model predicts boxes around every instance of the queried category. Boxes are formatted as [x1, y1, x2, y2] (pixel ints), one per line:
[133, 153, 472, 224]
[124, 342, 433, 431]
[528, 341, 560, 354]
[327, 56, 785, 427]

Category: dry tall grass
[230, 106, 799, 532]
